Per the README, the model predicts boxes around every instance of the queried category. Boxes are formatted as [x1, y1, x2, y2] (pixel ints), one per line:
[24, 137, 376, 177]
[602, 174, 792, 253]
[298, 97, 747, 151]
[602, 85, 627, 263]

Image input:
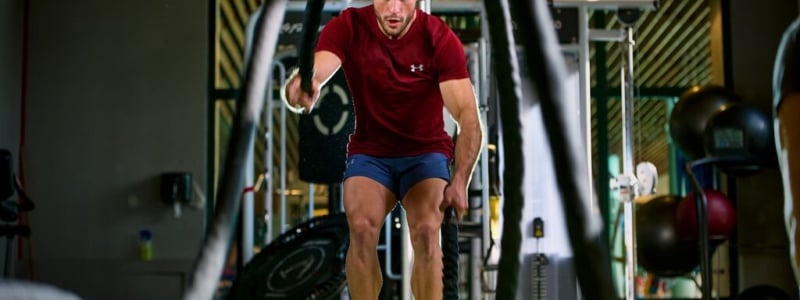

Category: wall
[726, 0, 799, 297]
[0, 2, 22, 150]
[14, 0, 209, 298]
[0, 0, 24, 278]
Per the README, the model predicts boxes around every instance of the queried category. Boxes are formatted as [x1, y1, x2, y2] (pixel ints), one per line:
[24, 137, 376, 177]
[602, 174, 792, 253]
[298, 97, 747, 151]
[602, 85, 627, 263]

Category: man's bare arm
[282, 50, 342, 113]
[441, 78, 484, 218]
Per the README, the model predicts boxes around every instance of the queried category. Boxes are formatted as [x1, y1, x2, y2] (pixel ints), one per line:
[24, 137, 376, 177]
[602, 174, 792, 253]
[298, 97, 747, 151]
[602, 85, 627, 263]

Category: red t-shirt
[316, 5, 469, 160]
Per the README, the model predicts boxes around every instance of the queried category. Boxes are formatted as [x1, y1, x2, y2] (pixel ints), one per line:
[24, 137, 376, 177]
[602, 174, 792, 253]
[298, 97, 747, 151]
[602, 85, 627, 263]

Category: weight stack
[517, 254, 578, 300]
[531, 253, 548, 300]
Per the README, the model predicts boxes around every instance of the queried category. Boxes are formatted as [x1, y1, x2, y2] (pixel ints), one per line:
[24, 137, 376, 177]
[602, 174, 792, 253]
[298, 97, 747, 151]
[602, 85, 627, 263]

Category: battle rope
[298, 0, 326, 94]
[481, 0, 526, 298]
[183, 1, 287, 299]
[442, 207, 460, 299]
[511, 0, 616, 298]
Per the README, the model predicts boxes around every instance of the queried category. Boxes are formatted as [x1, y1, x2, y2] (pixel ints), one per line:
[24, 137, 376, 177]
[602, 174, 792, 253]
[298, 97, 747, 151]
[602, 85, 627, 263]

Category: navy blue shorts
[343, 153, 451, 201]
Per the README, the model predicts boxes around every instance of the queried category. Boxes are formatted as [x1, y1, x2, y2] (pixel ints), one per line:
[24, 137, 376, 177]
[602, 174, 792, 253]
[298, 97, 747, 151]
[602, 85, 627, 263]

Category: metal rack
[685, 155, 769, 300]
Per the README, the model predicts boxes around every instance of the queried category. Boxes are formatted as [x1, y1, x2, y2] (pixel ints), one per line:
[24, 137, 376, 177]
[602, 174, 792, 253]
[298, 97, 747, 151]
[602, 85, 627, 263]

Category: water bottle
[139, 229, 153, 261]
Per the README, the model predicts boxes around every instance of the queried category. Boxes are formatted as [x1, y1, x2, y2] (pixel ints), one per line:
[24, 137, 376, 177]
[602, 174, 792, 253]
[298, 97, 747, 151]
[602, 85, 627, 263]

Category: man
[774, 17, 800, 288]
[282, 0, 483, 299]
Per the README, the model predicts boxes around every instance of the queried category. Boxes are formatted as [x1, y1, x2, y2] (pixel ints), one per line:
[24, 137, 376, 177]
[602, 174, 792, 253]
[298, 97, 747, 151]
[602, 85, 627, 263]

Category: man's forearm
[452, 114, 484, 187]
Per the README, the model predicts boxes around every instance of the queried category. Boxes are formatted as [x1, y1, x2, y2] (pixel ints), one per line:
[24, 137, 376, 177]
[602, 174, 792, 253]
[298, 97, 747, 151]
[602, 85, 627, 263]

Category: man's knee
[348, 216, 382, 247]
[410, 221, 441, 257]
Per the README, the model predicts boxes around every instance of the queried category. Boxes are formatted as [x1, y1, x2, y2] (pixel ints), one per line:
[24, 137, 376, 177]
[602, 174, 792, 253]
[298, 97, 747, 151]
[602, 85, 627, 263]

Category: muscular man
[283, 1, 483, 299]
[774, 17, 800, 287]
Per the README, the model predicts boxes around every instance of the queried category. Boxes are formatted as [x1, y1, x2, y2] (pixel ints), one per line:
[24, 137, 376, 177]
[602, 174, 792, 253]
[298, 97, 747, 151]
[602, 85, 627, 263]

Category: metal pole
[384, 215, 403, 280]
[620, 25, 637, 300]
[308, 183, 315, 219]
[578, 5, 593, 217]
[401, 209, 412, 300]
[264, 77, 273, 246]
[242, 155, 255, 263]
[477, 38, 491, 300]
[478, 28, 493, 300]
[263, 61, 283, 245]
[577, 7, 596, 299]
[280, 71, 288, 234]
[420, 0, 431, 14]
[269, 52, 292, 240]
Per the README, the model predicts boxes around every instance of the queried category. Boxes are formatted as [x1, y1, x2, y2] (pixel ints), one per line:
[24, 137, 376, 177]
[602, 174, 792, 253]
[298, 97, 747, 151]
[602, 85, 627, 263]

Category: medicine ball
[636, 195, 700, 277]
[675, 189, 736, 241]
[669, 85, 742, 160]
[703, 103, 775, 163]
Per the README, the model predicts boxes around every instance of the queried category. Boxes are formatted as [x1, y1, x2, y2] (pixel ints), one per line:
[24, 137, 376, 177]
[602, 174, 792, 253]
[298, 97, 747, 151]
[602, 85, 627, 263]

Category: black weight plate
[229, 213, 349, 300]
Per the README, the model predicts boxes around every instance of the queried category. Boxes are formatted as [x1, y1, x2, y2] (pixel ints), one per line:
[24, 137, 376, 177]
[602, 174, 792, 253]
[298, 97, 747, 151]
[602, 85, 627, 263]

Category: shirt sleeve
[316, 9, 353, 64]
[434, 26, 470, 83]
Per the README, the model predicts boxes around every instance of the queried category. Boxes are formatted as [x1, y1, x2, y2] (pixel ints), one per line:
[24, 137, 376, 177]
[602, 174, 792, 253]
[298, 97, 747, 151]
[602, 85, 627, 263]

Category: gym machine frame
[554, 1, 656, 299]
[481, 1, 657, 299]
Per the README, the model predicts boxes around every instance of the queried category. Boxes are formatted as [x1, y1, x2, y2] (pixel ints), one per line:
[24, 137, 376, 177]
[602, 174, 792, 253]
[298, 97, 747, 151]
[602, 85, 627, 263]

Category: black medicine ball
[703, 103, 775, 162]
[669, 85, 742, 160]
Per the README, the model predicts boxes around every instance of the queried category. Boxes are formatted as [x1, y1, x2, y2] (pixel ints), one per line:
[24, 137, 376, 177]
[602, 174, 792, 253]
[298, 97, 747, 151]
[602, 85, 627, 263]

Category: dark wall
[726, 0, 799, 297]
[0, 0, 23, 279]
[0, 2, 22, 151]
[2, 0, 209, 298]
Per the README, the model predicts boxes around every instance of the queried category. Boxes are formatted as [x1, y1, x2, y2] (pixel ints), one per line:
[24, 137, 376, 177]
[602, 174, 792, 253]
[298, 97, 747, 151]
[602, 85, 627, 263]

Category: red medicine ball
[676, 189, 736, 241]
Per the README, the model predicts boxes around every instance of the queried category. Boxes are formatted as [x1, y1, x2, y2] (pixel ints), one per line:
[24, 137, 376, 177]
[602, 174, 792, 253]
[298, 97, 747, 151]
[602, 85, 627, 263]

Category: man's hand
[442, 179, 469, 221]
[281, 69, 321, 114]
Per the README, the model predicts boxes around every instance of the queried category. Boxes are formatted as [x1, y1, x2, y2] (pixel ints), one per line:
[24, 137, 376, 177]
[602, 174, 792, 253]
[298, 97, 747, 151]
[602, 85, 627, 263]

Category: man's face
[374, 0, 416, 38]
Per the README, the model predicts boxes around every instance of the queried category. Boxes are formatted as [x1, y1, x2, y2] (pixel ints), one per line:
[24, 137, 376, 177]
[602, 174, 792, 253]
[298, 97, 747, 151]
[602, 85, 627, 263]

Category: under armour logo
[410, 64, 424, 72]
